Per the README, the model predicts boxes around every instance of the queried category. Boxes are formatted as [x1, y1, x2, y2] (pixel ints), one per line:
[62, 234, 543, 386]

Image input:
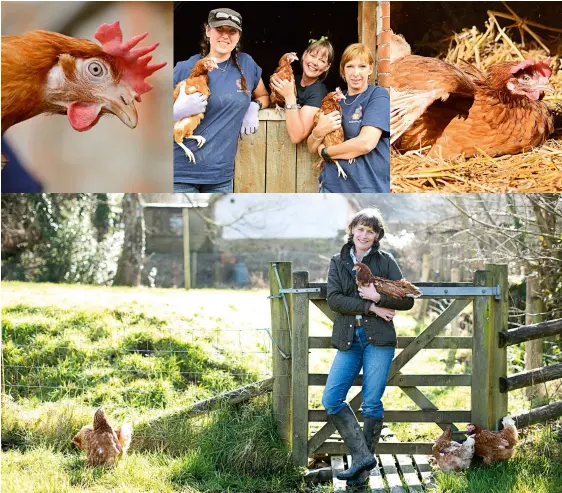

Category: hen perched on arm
[390, 33, 554, 159]
[466, 416, 518, 465]
[311, 88, 348, 178]
[270, 52, 299, 111]
[432, 426, 474, 472]
[1, 21, 166, 135]
[353, 261, 421, 299]
[72, 408, 133, 466]
[173, 57, 218, 163]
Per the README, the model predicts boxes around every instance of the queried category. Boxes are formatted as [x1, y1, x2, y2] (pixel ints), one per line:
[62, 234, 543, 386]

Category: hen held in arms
[173, 57, 219, 163]
[353, 261, 422, 299]
[270, 52, 299, 111]
[312, 88, 349, 179]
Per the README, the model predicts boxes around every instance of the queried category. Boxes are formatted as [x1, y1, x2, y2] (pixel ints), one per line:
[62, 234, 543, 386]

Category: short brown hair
[339, 43, 374, 79]
[303, 38, 334, 81]
[347, 208, 385, 246]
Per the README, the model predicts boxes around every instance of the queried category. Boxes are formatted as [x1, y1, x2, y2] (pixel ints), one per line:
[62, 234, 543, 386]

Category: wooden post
[525, 273, 546, 400]
[191, 251, 197, 289]
[487, 264, 509, 429]
[182, 208, 190, 290]
[415, 253, 431, 326]
[292, 270, 310, 467]
[269, 261, 293, 445]
[471, 269, 494, 429]
[446, 268, 462, 368]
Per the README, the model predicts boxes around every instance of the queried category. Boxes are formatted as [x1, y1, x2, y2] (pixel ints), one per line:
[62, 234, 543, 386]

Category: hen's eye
[87, 61, 105, 77]
[522, 74, 531, 82]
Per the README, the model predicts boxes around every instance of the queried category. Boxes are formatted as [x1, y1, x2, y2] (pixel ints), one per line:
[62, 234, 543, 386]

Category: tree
[113, 194, 145, 286]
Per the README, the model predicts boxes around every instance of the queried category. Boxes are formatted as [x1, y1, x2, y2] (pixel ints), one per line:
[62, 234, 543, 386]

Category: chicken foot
[177, 141, 196, 163]
[187, 135, 206, 148]
[177, 135, 206, 164]
[333, 160, 348, 179]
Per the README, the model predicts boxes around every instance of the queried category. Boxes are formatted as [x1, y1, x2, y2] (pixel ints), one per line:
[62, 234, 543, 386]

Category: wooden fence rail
[499, 318, 562, 347]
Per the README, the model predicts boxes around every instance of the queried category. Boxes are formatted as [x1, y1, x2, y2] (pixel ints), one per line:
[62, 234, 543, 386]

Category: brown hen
[1, 21, 166, 135]
[311, 87, 348, 178]
[72, 408, 133, 466]
[173, 57, 218, 163]
[390, 33, 554, 159]
[432, 426, 475, 472]
[353, 261, 422, 299]
[466, 416, 518, 465]
[269, 52, 299, 110]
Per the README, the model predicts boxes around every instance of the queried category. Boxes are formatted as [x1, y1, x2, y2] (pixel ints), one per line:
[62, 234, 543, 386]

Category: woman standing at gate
[173, 8, 270, 193]
[322, 208, 414, 485]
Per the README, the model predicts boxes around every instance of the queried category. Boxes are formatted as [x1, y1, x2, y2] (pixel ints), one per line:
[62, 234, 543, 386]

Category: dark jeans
[174, 180, 233, 193]
[322, 326, 395, 419]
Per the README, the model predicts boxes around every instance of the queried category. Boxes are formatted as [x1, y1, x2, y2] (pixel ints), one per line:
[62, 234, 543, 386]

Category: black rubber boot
[329, 406, 377, 480]
[346, 417, 384, 487]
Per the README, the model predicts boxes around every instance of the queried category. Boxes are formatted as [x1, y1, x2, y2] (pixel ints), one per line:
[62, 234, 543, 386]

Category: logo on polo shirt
[351, 105, 363, 120]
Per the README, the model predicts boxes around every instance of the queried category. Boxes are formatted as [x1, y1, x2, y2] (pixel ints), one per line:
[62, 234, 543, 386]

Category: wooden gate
[268, 262, 509, 466]
[234, 110, 318, 193]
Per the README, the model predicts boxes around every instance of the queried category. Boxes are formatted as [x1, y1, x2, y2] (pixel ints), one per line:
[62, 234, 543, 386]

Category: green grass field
[2, 282, 561, 493]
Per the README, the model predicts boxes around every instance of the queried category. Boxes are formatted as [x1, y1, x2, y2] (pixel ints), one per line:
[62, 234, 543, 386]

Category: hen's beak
[104, 81, 139, 129]
[540, 83, 555, 94]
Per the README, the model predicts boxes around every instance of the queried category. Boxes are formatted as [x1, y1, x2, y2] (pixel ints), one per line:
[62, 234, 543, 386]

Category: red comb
[510, 58, 552, 79]
[94, 21, 167, 102]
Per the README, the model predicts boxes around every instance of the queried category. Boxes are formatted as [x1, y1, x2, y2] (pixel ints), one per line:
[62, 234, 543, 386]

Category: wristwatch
[285, 103, 300, 110]
[252, 99, 263, 110]
[321, 146, 334, 163]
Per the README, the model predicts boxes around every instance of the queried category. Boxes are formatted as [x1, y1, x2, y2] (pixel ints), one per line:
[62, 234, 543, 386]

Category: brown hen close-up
[353, 261, 422, 299]
[466, 416, 519, 465]
[390, 32, 554, 160]
[72, 408, 133, 467]
[311, 88, 348, 179]
[269, 52, 299, 111]
[173, 57, 219, 163]
[1, 21, 166, 135]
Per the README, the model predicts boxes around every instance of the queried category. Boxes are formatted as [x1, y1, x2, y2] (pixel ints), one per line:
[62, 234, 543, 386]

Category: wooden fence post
[292, 270, 310, 466]
[182, 208, 190, 290]
[487, 264, 508, 429]
[269, 262, 293, 445]
[471, 269, 495, 429]
[415, 253, 431, 327]
[525, 273, 546, 400]
[446, 268, 462, 367]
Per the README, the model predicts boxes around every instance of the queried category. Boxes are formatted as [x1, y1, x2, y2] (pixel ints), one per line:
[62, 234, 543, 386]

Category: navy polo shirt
[173, 53, 262, 184]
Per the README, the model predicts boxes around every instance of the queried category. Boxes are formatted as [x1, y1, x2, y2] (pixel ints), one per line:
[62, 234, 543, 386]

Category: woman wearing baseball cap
[173, 8, 270, 193]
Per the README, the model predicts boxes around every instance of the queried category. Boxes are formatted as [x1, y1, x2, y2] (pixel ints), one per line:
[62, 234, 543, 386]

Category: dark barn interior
[173, 1, 361, 92]
[391, 2, 562, 56]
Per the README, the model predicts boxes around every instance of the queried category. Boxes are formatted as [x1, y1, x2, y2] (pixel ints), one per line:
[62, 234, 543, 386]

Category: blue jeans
[174, 180, 233, 193]
[322, 327, 395, 419]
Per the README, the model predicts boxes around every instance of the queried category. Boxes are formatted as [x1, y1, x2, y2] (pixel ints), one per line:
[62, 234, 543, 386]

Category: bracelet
[321, 146, 334, 163]
[311, 128, 323, 140]
[252, 99, 263, 110]
[285, 103, 300, 110]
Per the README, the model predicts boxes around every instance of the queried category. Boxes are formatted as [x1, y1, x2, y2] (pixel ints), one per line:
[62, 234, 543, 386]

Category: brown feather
[353, 261, 421, 299]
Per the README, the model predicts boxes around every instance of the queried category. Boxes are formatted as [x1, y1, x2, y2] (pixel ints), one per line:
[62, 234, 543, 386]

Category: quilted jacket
[327, 241, 415, 350]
